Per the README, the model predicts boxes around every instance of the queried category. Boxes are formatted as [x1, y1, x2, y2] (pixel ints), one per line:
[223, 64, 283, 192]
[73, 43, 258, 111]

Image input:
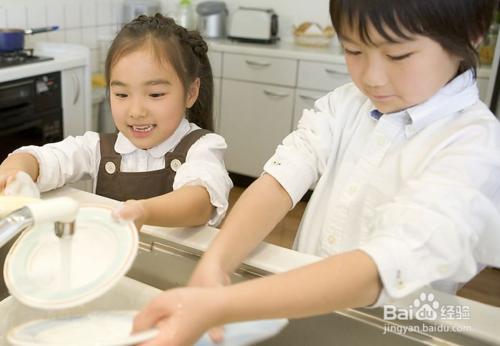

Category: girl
[0, 14, 232, 228]
[132, 0, 500, 345]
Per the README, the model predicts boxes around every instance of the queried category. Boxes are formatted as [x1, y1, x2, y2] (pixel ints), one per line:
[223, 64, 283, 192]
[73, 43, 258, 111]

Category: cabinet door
[220, 79, 294, 177]
[293, 89, 327, 129]
[298, 61, 351, 91]
[61, 67, 85, 137]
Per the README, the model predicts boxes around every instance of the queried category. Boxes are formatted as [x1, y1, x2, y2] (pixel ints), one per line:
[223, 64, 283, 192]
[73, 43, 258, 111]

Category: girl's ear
[185, 78, 200, 108]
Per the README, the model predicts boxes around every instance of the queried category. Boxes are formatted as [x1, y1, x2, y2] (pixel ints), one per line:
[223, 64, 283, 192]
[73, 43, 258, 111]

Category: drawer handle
[325, 68, 346, 75]
[264, 90, 290, 98]
[246, 60, 271, 68]
[299, 94, 317, 102]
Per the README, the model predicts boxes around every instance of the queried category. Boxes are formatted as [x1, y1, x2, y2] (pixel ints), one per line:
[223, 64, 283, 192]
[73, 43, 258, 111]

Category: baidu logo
[412, 293, 439, 321]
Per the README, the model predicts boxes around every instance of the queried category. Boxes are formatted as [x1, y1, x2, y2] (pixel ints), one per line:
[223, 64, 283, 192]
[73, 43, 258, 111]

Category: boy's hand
[112, 199, 148, 230]
[0, 170, 39, 198]
[188, 260, 231, 343]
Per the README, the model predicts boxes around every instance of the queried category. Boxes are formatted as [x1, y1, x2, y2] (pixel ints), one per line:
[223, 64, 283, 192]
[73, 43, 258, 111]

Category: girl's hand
[133, 286, 224, 346]
[112, 199, 148, 230]
[188, 260, 231, 343]
[0, 169, 21, 193]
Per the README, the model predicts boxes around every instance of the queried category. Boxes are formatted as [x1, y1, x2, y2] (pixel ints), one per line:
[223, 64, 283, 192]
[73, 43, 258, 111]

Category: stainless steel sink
[127, 234, 493, 346]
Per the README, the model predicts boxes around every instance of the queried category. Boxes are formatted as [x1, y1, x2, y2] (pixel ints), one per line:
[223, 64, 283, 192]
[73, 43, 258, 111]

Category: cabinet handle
[72, 73, 81, 105]
[299, 94, 317, 102]
[264, 90, 290, 98]
[246, 60, 271, 68]
[325, 68, 346, 75]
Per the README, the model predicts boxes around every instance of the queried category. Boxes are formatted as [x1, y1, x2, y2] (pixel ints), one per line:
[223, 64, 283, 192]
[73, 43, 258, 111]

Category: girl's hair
[330, 0, 496, 75]
[105, 14, 214, 131]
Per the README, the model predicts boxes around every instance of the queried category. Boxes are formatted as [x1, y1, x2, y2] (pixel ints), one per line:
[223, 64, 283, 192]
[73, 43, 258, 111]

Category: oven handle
[0, 79, 32, 91]
[0, 119, 41, 137]
[72, 73, 80, 105]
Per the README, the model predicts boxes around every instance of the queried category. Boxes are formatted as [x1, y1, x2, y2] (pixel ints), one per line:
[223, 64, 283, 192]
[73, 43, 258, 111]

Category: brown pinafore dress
[95, 129, 210, 201]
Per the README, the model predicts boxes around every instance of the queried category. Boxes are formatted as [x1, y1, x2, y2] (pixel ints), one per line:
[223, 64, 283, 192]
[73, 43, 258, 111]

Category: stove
[0, 49, 53, 68]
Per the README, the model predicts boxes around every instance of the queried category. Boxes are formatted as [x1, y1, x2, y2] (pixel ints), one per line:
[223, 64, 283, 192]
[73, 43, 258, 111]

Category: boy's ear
[185, 78, 200, 108]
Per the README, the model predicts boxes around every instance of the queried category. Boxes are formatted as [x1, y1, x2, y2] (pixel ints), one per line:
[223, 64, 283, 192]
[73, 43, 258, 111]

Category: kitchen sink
[0, 232, 495, 346]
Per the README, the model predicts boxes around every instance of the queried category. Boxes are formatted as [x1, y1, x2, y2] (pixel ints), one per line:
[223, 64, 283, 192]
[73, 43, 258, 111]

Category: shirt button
[347, 185, 359, 195]
[438, 265, 448, 274]
[376, 136, 386, 146]
[170, 159, 182, 172]
[104, 161, 116, 174]
[328, 235, 336, 244]
[272, 160, 282, 166]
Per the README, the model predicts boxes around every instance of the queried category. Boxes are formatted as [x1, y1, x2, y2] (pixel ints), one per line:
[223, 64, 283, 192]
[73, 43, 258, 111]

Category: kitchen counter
[0, 43, 89, 84]
[40, 186, 500, 345]
[207, 38, 492, 79]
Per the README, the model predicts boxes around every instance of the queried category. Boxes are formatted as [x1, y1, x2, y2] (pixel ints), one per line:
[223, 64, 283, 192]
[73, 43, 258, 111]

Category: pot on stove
[0, 26, 59, 52]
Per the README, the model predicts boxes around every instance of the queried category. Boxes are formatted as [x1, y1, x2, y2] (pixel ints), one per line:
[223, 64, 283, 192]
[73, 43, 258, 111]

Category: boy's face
[109, 47, 199, 149]
[340, 24, 461, 114]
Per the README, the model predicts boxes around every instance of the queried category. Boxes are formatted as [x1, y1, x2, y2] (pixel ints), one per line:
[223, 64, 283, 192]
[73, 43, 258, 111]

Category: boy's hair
[105, 14, 213, 131]
[330, 0, 496, 75]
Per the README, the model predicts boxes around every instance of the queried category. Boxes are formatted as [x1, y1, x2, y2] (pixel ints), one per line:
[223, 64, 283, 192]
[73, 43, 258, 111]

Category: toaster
[228, 7, 279, 44]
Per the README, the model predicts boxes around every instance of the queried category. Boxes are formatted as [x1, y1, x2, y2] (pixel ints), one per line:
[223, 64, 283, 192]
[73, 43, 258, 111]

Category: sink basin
[0, 232, 495, 346]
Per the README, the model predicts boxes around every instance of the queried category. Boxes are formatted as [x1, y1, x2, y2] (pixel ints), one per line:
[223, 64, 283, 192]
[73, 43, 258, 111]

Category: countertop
[42, 187, 500, 345]
[0, 42, 89, 83]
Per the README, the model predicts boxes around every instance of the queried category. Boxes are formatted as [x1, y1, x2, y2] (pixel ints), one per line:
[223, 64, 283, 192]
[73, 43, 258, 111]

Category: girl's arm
[0, 153, 40, 191]
[118, 185, 213, 228]
[134, 250, 382, 346]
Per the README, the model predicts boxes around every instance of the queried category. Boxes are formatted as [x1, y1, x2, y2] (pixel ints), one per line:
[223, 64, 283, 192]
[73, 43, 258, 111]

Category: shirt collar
[114, 118, 191, 158]
[368, 70, 479, 137]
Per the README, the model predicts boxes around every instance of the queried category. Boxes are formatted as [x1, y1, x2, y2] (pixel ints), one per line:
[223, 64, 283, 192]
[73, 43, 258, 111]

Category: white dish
[7, 310, 158, 346]
[4, 205, 138, 309]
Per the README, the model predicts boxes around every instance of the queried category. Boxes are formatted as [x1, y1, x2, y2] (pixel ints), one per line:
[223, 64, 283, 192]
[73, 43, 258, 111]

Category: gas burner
[0, 49, 53, 68]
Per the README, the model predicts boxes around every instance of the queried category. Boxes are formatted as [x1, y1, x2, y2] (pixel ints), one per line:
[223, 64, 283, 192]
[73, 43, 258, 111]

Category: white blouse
[264, 70, 500, 305]
[15, 119, 233, 226]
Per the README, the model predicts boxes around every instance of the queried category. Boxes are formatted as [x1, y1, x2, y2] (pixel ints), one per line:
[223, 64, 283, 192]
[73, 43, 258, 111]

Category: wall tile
[26, 3, 47, 28]
[82, 27, 97, 49]
[81, 0, 97, 27]
[5, 4, 27, 28]
[64, 1, 82, 29]
[0, 6, 7, 28]
[46, 1, 65, 30]
[65, 28, 82, 44]
[46, 29, 65, 43]
[96, 0, 113, 26]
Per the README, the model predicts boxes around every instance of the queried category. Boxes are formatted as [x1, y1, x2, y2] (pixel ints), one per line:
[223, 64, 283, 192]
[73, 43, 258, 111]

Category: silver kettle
[196, 1, 228, 39]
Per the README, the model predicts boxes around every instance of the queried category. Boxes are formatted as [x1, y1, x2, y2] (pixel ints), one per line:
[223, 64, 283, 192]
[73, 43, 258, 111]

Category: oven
[0, 71, 63, 162]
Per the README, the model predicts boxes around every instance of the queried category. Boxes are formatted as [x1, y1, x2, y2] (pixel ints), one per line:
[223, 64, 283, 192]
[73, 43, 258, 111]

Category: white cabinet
[293, 89, 327, 128]
[208, 51, 222, 132]
[61, 67, 85, 137]
[220, 79, 294, 177]
[298, 61, 350, 91]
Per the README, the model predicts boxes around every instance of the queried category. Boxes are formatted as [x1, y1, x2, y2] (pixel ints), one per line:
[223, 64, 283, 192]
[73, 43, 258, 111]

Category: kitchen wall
[160, 0, 332, 39]
[0, 0, 124, 73]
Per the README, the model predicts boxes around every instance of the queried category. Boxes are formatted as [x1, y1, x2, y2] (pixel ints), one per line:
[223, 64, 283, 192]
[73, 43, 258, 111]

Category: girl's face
[341, 24, 461, 114]
[109, 47, 199, 149]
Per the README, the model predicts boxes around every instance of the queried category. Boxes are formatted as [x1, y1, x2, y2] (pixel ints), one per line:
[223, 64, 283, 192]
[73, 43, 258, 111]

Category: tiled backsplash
[0, 0, 125, 73]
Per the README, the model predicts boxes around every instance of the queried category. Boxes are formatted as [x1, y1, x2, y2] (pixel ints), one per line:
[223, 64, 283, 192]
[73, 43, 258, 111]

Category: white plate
[7, 310, 158, 346]
[4, 205, 138, 309]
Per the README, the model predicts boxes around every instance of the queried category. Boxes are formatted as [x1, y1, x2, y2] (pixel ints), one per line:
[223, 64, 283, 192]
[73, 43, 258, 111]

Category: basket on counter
[293, 22, 335, 48]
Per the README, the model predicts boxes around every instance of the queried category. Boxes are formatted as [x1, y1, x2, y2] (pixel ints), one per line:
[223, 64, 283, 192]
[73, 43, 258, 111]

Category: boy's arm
[193, 173, 293, 278]
[0, 153, 39, 191]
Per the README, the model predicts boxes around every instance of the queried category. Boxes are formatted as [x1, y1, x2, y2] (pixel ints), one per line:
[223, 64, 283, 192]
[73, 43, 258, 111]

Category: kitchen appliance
[196, 1, 228, 39]
[0, 49, 53, 69]
[123, 0, 161, 23]
[228, 7, 278, 44]
[0, 71, 63, 162]
[0, 26, 58, 52]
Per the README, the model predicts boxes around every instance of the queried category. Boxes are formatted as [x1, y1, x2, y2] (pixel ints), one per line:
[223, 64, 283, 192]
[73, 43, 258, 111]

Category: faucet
[0, 197, 80, 248]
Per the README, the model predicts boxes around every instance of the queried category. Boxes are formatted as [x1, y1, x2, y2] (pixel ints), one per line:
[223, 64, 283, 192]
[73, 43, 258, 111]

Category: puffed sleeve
[360, 118, 500, 306]
[172, 132, 233, 227]
[12, 131, 100, 192]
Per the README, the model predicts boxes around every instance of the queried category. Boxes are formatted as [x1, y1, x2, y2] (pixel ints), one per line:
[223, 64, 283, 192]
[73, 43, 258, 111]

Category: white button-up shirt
[264, 70, 500, 305]
[15, 119, 233, 226]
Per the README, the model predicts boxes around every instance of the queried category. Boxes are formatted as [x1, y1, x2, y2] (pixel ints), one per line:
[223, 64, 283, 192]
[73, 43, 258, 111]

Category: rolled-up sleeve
[360, 124, 500, 306]
[173, 133, 233, 227]
[13, 131, 100, 192]
[264, 95, 338, 208]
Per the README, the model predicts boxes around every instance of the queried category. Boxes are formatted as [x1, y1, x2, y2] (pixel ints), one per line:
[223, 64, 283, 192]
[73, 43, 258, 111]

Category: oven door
[0, 109, 63, 162]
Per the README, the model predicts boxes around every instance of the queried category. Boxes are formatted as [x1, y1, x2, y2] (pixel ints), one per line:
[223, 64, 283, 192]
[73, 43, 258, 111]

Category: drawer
[208, 51, 222, 78]
[298, 61, 351, 91]
[223, 53, 298, 87]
